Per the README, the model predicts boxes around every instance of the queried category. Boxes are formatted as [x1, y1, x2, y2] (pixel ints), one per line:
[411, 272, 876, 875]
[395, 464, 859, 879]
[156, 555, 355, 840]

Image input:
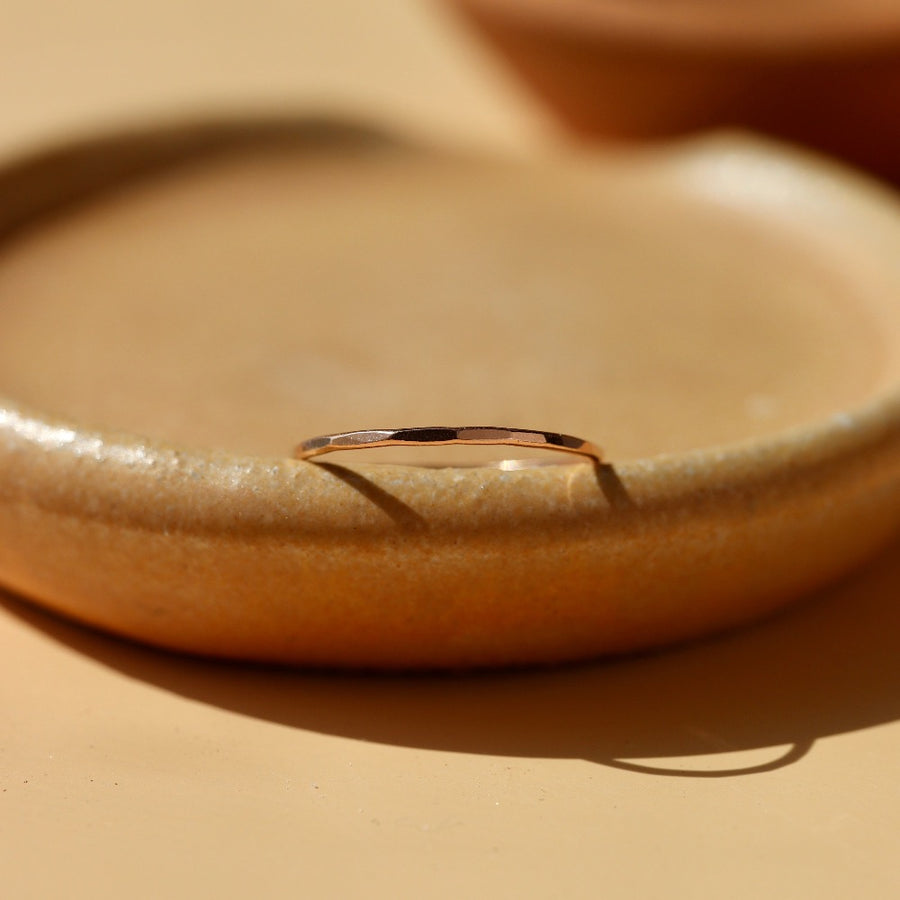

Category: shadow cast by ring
[311, 458, 636, 528]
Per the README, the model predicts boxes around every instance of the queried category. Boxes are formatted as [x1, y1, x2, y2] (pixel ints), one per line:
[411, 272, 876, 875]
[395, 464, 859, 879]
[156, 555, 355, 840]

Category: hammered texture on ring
[295, 426, 602, 461]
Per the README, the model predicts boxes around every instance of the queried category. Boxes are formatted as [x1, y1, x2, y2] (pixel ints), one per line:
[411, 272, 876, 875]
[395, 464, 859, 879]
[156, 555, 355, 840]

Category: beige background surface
[1, 2, 899, 897]
[0, 0, 548, 161]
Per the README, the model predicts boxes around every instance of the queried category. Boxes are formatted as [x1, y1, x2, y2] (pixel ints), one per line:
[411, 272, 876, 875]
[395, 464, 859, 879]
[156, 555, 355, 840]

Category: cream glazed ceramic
[0, 119, 899, 667]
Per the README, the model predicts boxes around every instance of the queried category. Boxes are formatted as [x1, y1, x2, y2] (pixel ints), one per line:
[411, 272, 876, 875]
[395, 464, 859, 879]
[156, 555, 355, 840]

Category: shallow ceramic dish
[0, 118, 899, 668]
[452, 0, 900, 183]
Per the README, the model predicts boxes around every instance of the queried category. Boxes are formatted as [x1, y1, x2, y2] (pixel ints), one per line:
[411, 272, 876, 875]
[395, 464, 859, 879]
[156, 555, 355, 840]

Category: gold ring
[295, 426, 602, 461]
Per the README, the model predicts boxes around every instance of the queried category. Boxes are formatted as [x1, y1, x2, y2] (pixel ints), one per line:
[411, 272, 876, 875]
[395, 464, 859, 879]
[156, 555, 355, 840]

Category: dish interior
[0, 142, 895, 463]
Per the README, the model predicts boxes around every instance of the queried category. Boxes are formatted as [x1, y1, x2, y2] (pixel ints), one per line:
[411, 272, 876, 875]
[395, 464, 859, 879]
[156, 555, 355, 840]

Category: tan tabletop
[1, 3, 899, 898]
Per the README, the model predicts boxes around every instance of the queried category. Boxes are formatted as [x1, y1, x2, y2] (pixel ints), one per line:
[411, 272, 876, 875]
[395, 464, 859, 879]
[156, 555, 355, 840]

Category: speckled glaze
[1, 120, 899, 667]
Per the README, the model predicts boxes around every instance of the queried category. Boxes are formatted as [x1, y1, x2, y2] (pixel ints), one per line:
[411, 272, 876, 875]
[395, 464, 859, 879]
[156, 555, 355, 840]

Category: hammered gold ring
[295, 426, 602, 462]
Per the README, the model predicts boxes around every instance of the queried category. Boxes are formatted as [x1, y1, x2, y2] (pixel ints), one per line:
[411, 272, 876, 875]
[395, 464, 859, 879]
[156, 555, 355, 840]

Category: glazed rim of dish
[1, 117, 900, 540]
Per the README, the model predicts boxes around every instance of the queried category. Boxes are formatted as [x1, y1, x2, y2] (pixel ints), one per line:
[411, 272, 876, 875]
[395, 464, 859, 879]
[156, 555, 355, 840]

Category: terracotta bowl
[452, 0, 900, 183]
[1, 118, 899, 668]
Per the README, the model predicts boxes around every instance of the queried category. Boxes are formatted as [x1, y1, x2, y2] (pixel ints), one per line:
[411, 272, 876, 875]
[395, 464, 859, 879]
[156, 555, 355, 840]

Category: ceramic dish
[1, 118, 899, 667]
[451, 0, 900, 183]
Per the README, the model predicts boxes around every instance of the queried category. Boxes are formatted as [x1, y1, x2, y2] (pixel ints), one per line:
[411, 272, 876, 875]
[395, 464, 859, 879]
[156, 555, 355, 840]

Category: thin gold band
[295, 426, 602, 461]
